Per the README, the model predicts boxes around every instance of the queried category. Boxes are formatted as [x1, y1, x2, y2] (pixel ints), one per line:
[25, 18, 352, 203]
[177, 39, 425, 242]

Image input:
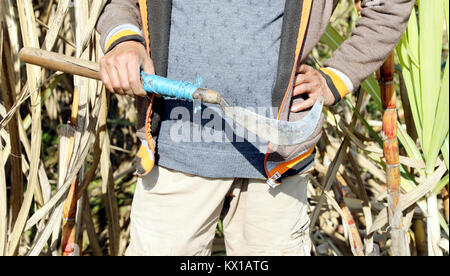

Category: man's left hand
[291, 64, 335, 112]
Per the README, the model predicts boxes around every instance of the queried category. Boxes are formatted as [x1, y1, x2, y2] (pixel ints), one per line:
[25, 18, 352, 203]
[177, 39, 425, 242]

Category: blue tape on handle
[141, 72, 202, 101]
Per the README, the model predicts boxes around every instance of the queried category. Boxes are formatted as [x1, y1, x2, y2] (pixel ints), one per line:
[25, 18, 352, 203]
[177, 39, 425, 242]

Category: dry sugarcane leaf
[341, 203, 364, 256]
[37, 163, 51, 204]
[61, 0, 91, 251]
[340, 121, 426, 169]
[24, 124, 74, 232]
[43, 0, 70, 51]
[16, 110, 52, 204]
[100, 135, 121, 256]
[322, 190, 355, 255]
[343, 197, 385, 212]
[349, 148, 386, 183]
[50, 124, 75, 255]
[77, 0, 107, 57]
[439, 238, 449, 253]
[0, 68, 23, 224]
[310, 89, 365, 234]
[0, 1, 3, 74]
[82, 192, 103, 256]
[8, 0, 42, 256]
[0, 145, 6, 256]
[0, 129, 11, 162]
[36, 18, 75, 49]
[2, 0, 21, 97]
[25, 112, 99, 252]
[27, 199, 65, 256]
[346, 151, 375, 255]
[74, 85, 106, 200]
[399, 156, 426, 169]
[0, 0, 71, 133]
[369, 163, 447, 234]
[76, 125, 103, 199]
[53, 125, 73, 245]
[0, 104, 6, 118]
[0, 21, 7, 252]
[1, 52, 24, 225]
[24, 123, 95, 233]
[99, 88, 121, 256]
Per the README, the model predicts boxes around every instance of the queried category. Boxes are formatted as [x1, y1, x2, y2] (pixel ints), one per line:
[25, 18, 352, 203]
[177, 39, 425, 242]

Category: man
[96, 0, 413, 256]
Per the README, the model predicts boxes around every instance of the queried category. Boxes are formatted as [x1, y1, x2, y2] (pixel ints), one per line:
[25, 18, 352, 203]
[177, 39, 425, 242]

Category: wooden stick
[19, 47, 101, 80]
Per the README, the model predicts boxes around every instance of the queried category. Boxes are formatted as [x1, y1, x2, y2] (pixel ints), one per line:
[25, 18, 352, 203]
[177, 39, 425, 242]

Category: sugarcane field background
[0, 0, 448, 256]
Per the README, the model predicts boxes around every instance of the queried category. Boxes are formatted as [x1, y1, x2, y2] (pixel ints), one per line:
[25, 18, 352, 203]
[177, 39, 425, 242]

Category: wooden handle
[19, 47, 101, 80]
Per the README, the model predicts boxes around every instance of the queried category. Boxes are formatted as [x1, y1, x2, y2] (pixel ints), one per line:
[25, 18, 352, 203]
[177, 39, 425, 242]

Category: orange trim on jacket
[264, 0, 314, 184]
[138, 0, 151, 53]
[138, 0, 156, 176]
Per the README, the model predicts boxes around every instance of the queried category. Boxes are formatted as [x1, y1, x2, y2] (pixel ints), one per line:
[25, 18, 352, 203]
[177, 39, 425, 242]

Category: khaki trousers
[125, 165, 311, 256]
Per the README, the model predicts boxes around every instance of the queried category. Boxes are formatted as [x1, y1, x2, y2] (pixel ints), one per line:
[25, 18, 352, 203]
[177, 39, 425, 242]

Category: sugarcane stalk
[378, 52, 408, 256]
[60, 82, 81, 255]
[60, 0, 92, 256]
[334, 176, 365, 256]
[60, 54, 81, 254]
[1, 42, 23, 226]
[61, 178, 79, 255]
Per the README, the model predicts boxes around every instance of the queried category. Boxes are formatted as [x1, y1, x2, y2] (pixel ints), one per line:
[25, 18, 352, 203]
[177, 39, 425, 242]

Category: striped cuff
[104, 24, 146, 53]
[319, 67, 354, 105]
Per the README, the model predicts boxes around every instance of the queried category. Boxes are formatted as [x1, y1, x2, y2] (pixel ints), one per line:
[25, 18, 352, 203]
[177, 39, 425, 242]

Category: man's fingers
[293, 83, 311, 97]
[100, 59, 114, 92]
[297, 64, 314, 74]
[115, 61, 133, 97]
[129, 64, 145, 97]
[291, 97, 316, 113]
[105, 60, 125, 95]
[128, 59, 146, 97]
[294, 73, 311, 86]
[98, 41, 155, 97]
[142, 56, 155, 75]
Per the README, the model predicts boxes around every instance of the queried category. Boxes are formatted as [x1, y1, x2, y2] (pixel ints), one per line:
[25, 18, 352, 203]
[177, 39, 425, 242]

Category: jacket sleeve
[96, 0, 146, 53]
[320, 0, 415, 103]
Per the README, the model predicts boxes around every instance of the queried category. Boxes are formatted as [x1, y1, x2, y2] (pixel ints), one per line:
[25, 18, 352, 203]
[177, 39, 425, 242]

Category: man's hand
[100, 41, 155, 97]
[291, 64, 335, 112]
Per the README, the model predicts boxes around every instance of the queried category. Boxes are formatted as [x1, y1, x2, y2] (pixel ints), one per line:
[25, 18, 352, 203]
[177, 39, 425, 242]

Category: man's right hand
[100, 41, 155, 97]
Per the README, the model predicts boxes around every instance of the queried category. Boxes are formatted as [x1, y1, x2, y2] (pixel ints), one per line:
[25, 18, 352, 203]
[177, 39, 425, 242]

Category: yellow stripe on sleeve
[320, 68, 350, 98]
[105, 30, 142, 51]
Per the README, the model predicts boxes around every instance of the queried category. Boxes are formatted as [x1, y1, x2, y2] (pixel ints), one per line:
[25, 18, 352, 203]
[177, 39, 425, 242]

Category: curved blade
[223, 97, 324, 146]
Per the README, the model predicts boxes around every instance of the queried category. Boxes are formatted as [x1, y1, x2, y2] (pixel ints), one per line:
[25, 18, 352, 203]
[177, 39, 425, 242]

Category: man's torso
[156, 0, 285, 178]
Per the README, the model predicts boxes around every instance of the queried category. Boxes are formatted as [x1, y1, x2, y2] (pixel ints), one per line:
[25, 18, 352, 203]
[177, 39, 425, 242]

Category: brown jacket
[96, 0, 414, 184]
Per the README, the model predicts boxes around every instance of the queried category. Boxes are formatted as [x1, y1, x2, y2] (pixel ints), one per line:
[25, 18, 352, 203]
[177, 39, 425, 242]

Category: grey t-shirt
[156, 0, 285, 179]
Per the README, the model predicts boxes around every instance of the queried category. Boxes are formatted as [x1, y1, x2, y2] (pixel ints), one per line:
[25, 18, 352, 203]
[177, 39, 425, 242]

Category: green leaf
[432, 173, 449, 195]
[344, 98, 383, 146]
[426, 55, 449, 173]
[396, 9, 423, 141]
[418, 0, 445, 172]
[397, 122, 426, 178]
[319, 24, 344, 51]
[442, 133, 449, 170]
[396, 50, 422, 139]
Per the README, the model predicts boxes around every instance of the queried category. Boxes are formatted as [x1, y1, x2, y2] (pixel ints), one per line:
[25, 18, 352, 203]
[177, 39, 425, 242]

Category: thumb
[141, 55, 155, 75]
[139, 55, 155, 96]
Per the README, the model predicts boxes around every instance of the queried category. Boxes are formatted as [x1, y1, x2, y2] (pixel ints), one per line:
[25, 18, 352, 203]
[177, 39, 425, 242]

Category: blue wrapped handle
[141, 71, 202, 101]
